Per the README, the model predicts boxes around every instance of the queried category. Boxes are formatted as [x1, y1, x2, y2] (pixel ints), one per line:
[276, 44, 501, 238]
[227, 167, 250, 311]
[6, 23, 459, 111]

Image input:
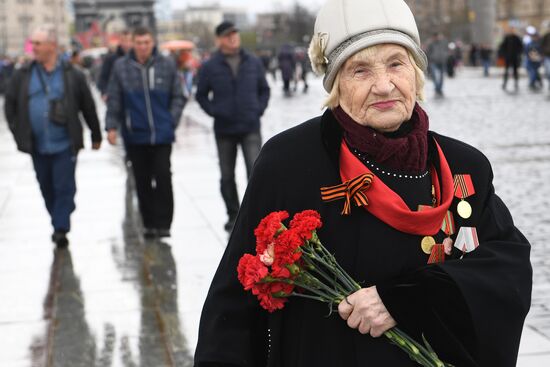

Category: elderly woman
[194, 0, 532, 366]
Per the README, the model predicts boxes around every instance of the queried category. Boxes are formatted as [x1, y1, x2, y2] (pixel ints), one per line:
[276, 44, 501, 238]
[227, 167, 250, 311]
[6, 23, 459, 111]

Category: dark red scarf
[333, 103, 429, 173]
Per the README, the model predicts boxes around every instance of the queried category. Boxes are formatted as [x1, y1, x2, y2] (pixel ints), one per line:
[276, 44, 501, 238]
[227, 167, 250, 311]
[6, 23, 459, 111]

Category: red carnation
[237, 254, 269, 291]
[273, 229, 304, 271]
[254, 211, 289, 254]
[290, 210, 322, 241]
[255, 281, 293, 313]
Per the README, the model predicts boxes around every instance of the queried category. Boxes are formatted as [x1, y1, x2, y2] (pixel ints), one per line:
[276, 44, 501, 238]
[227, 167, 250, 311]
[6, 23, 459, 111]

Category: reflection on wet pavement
[24, 172, 192, 367]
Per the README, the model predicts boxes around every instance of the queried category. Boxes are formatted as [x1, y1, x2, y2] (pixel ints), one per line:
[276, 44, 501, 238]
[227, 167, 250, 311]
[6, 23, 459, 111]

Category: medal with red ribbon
[441, 210, 455, 236]
[417, 207, 455, 263]
[453, 174, 475, 219]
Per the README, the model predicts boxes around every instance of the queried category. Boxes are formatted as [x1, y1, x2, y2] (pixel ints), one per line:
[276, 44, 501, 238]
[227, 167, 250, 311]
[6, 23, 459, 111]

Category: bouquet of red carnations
[237, 210, 452, 367]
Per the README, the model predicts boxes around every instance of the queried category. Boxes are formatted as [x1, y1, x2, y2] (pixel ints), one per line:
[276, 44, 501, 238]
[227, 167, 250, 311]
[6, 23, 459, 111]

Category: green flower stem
[289, 292, 327, 302]
[397, 331, 447, 367]
[300, 253, 349, 296]
[386, 330, 437, 367]
[283, 277, 337, 303]
[316, 244, 362, 290]
[300, 273, 345, 300]
[390, 328, 447, 367]
[302, 245, 358, 293]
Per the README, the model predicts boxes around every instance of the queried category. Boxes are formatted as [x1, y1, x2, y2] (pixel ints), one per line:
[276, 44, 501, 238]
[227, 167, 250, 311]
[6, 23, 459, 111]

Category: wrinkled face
[338, 44, 417, 132]
[217, 31, 241, 54]
[31, 31, 57, 64]
[133, 34, 154, 63]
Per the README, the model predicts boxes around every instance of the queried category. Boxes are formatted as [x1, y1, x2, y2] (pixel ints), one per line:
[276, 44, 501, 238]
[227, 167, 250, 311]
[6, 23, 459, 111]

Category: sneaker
[51, 231, 69, 249]
[143, 228, 158, 239]
[157, 228, 171, 238]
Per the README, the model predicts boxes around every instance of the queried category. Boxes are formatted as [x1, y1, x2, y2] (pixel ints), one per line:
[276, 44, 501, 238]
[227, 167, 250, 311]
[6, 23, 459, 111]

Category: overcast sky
[171, 0, 323, 14]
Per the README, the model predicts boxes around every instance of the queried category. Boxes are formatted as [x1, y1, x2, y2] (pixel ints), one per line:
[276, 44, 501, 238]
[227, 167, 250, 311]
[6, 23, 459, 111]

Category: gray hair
[31, 24, 58, 43]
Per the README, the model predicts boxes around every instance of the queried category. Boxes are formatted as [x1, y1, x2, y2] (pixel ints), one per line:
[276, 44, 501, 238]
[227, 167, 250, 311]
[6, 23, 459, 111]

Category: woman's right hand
[337, 286, 397, 337]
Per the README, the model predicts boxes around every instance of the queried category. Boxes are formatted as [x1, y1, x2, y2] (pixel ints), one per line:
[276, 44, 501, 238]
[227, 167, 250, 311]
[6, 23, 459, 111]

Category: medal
[441, 210, 455, 235]
[428, 244, 446, 264]
[453, 174, 475, 219]
[454, 227, 479, 253]
[442, 237, 454, 255]
[457, 200, 472, 219]
[421, 236, 436, 254]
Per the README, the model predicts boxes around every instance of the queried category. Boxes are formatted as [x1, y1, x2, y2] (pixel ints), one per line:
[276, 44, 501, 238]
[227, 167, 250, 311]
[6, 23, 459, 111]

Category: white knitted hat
[309, 0, 428, 92]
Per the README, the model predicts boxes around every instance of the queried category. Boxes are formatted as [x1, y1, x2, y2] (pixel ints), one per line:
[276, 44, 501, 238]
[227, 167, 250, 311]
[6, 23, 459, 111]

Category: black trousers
[503, 58, 520, 86]
[215, 132, 262, 219]
[126, 144, 173, 230]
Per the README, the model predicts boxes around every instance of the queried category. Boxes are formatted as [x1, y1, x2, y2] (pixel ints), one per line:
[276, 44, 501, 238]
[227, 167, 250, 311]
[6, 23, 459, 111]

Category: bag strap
[35, 65, 50, 95]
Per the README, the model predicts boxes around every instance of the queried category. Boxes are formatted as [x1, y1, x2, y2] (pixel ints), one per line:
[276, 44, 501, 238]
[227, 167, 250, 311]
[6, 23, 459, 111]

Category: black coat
[4, 60, 102, 154]
[97, 45, 126, 95]
[194, 110, 532, 367]
[498, 34, 524, 63]
[196, 50, 270, 135]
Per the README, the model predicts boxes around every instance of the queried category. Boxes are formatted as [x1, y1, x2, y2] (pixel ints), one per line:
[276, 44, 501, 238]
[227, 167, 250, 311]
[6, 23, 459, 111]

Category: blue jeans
[430, 63, 445, 94]
[482, 60, 491, 76]
[215, 131, 262, 218]
[31, 148, 76, 232]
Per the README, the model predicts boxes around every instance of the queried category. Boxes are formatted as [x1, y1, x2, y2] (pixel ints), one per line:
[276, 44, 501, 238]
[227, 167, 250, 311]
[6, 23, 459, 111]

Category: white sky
[171, 0, 323, 14]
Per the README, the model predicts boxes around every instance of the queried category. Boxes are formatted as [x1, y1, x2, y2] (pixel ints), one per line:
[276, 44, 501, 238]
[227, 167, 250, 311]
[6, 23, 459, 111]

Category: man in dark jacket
[427, 32, 448, 97]
[97, 30, 132, 100]
[105, 26, 186, 239]
[4, 24, 102, 248]
[196, 21, 270, 232]
[499, 27, 523, 91]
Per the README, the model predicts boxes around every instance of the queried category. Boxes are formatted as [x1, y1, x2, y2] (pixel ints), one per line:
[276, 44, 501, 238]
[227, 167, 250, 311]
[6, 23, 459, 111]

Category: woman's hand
[338, 286, 396, 337]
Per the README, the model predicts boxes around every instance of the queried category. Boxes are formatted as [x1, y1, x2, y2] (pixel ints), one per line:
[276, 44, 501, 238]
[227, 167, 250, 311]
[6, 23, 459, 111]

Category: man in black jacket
[97, 30, 132, 101]
[499, 26, 524, 91]
[3, 24, 102, 248]
[196, 21, 270, 232]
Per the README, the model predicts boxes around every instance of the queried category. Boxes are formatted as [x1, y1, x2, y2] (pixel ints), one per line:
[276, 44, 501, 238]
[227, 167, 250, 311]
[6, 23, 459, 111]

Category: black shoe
[157, 228, 171, 238]
[224, 217, 237, 232]
[143, 228, 158, 239]
[51, 231, 69, 249]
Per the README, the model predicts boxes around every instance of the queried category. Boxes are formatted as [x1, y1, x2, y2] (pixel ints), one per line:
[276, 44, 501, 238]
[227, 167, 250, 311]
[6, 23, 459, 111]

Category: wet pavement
[1, 66, 549, 366]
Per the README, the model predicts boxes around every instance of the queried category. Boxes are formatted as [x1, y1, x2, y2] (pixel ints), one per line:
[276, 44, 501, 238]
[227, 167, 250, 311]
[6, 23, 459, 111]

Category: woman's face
[338, 44, 417, 132]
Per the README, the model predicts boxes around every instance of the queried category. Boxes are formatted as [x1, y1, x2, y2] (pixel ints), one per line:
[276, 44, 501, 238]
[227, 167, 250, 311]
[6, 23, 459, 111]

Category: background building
[73, 0, 156, 35]
[497, 0, 550, 30]
[0, 0, 70, 56]
[170, 4, 248, 50]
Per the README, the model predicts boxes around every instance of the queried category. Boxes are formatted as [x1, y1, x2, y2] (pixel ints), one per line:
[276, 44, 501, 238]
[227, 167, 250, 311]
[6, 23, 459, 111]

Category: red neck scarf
[333, 103, 429, 174]
[339, 140, 454, 235]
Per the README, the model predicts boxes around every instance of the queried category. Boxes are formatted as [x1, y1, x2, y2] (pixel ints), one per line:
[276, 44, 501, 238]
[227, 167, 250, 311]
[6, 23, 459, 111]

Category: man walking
[499, 27, 523, 92]
[4, 24, 102, 248]
[97, 30, 132, 101]
[427, 32, 448, 97]
[105, 26, 186, 239]
[196, 21, 270, 232]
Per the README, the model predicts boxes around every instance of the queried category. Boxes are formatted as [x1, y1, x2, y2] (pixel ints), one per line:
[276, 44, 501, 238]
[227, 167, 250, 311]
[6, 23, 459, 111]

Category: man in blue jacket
[105, 26, 186, 239]
[196, 21, 270, 232]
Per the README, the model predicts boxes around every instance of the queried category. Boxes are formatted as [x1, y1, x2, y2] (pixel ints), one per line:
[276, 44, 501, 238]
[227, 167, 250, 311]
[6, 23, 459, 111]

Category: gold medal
[457, 199, 472, 219]
[421, 236, 436, 254]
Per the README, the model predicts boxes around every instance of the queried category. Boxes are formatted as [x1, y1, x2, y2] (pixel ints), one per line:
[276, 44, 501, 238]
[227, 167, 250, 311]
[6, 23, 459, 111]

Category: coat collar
[320, 107, 441, 177]
[213, 48, 249, 62]
[320, 108, 343, 169]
